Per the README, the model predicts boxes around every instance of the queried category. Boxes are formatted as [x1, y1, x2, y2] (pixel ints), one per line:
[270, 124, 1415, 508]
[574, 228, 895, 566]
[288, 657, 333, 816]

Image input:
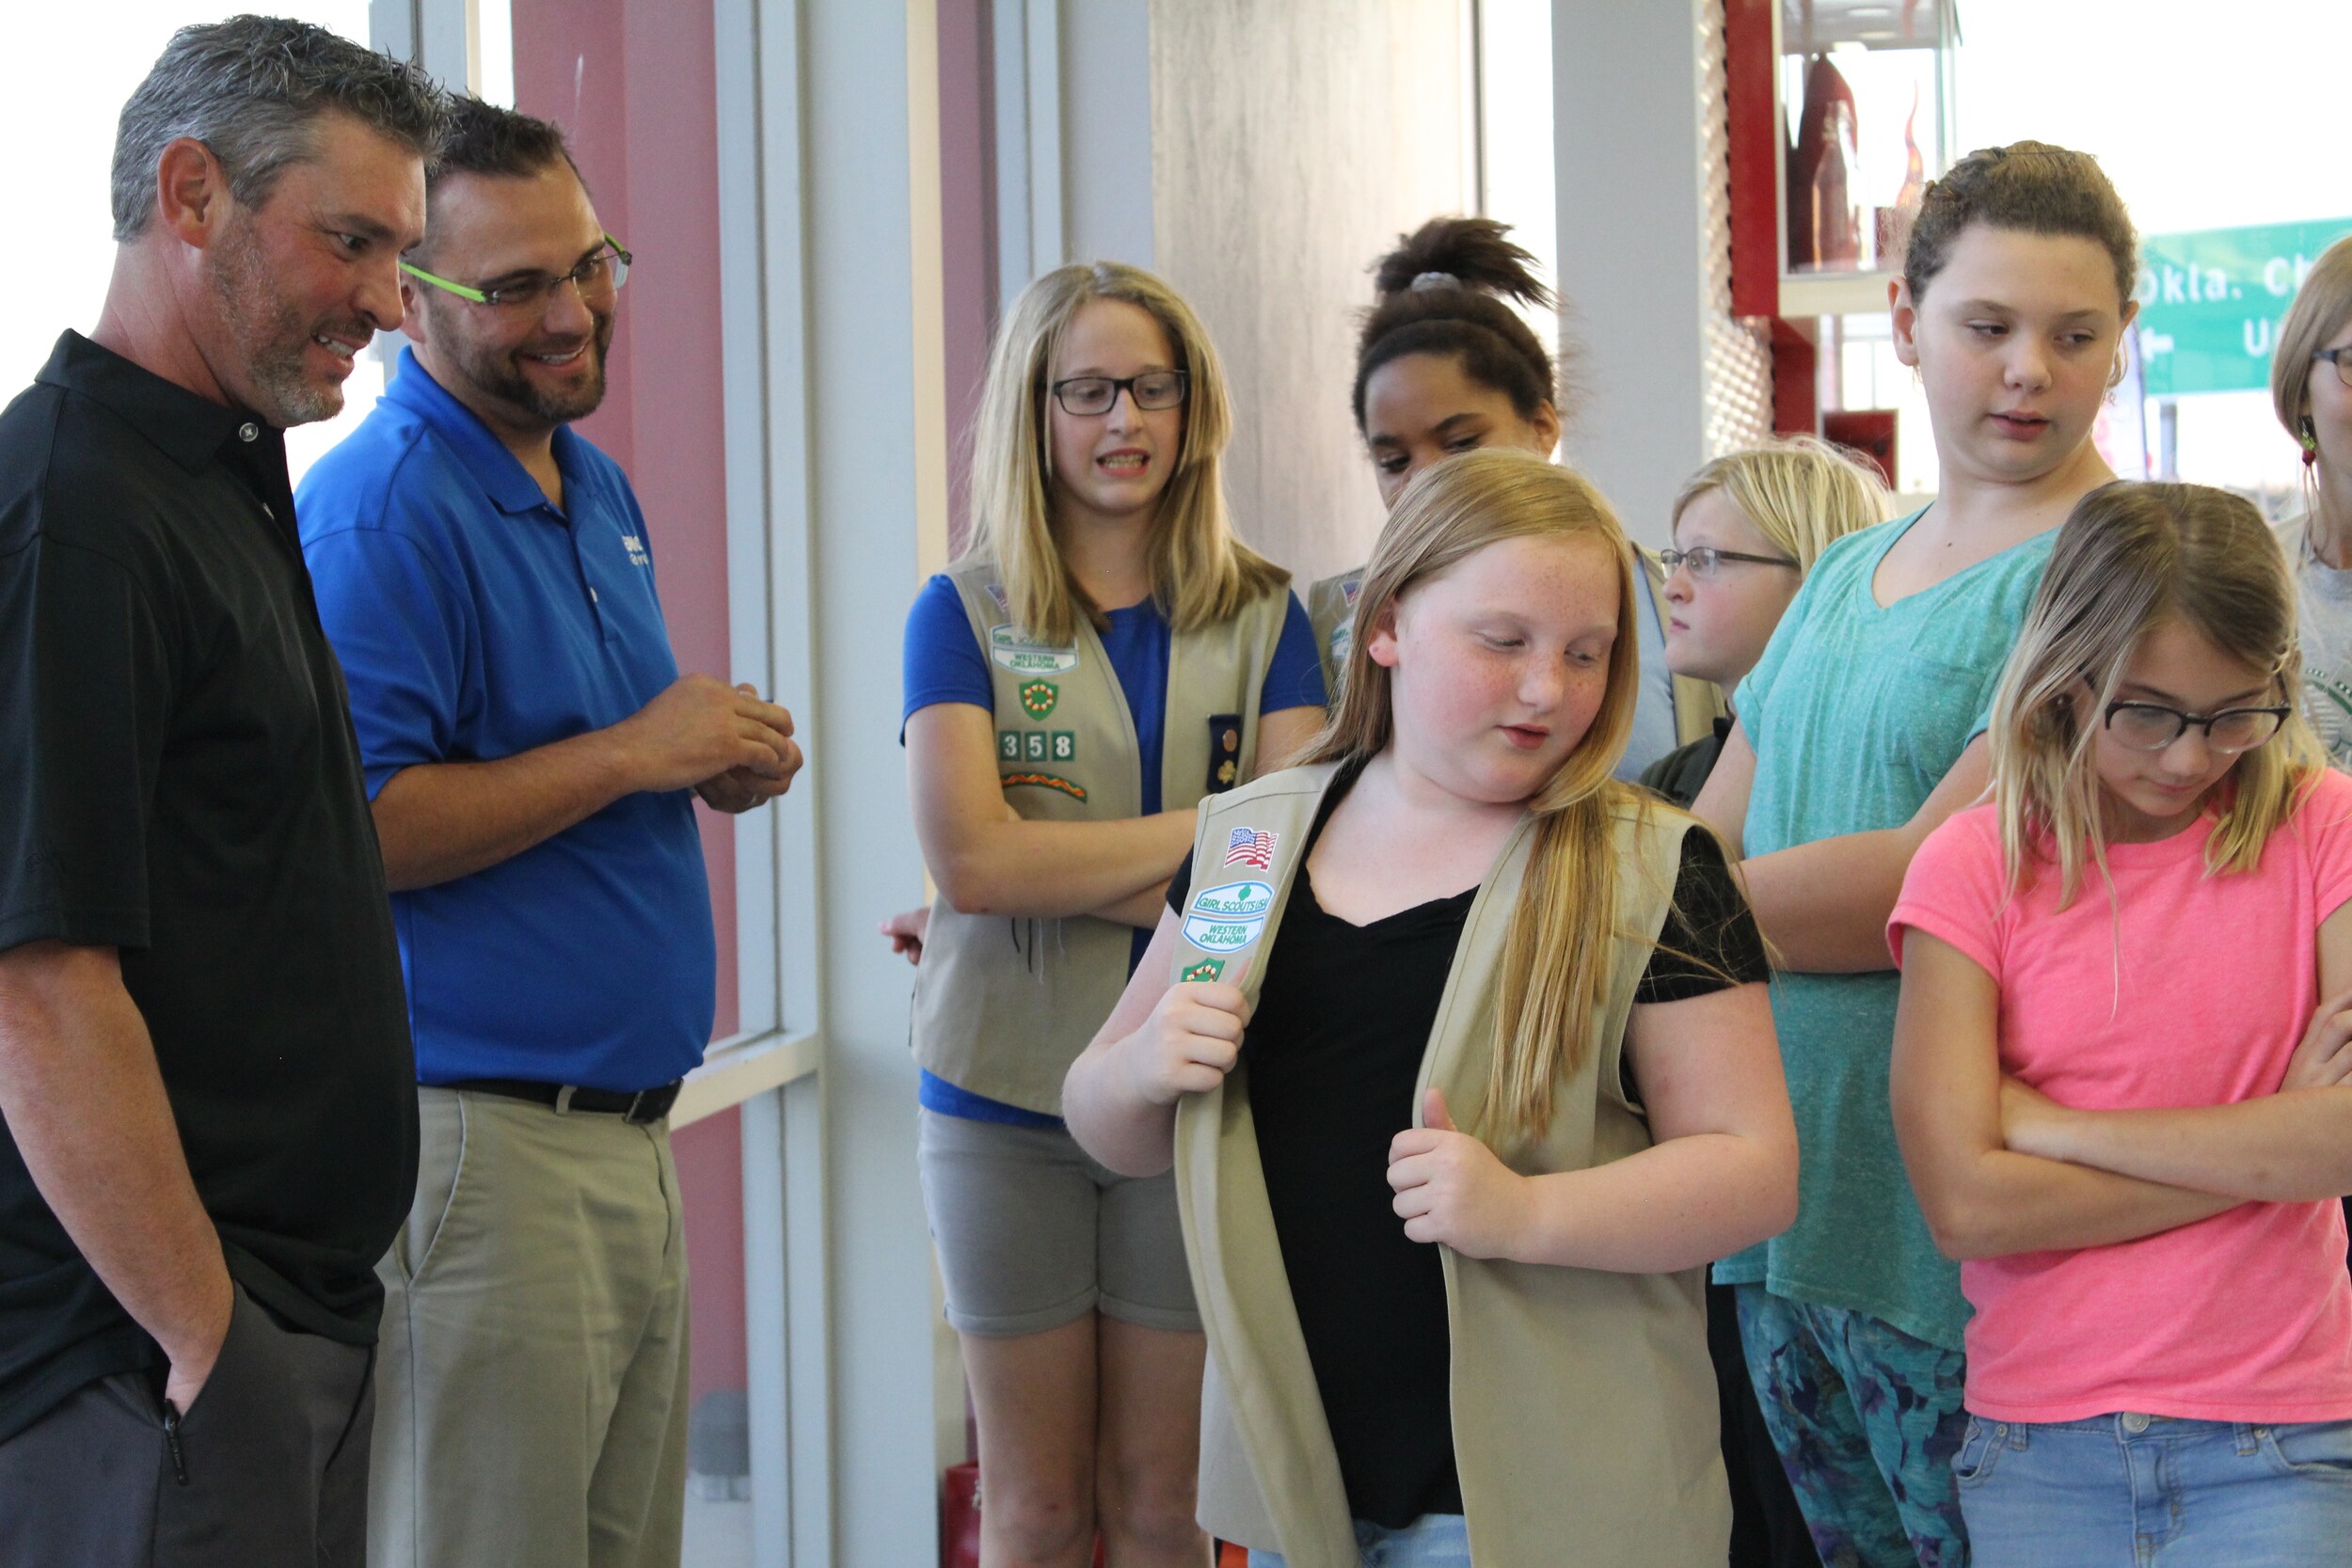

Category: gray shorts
[917, 1108, 1200, 1338]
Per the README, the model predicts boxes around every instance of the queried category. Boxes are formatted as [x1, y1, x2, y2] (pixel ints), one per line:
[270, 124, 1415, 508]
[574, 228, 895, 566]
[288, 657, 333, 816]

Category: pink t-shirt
[1890, 769, 2352, 1424]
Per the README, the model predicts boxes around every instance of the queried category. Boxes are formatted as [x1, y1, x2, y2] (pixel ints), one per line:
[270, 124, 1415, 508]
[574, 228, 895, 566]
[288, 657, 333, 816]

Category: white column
[716, 0, 951, 1560]
[1550, 0, 1715, 542]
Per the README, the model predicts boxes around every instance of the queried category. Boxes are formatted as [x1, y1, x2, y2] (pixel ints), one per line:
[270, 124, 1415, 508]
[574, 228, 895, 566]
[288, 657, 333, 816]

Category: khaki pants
[370, 1086, 690, 1568]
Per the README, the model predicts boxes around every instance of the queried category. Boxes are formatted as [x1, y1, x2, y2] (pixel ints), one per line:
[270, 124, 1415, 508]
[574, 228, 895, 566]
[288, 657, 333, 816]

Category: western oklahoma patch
[1183, 879, 1275, 954]
[990, 624, 1079, 675]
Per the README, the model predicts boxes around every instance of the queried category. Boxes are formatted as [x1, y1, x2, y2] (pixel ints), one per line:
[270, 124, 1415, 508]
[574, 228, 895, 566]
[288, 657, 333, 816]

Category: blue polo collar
[384, 345, 584, 517]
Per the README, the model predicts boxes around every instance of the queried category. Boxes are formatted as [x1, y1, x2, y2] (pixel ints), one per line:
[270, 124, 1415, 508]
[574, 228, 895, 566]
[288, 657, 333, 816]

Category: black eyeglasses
[1048, 371, 1188, 417]
[1658, 545, 1801, 580]
[2315, 348, 2352, 391]
[2103, 700, 2292, 754]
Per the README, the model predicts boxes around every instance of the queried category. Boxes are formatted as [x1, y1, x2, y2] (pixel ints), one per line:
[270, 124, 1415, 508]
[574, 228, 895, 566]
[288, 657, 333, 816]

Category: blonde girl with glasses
[898, 261, 1327, 1568]
[1065, 449, 1798, 1568]
[1889, 481, 2352, 1567]
[2270, 234, 2352, 769]
[1644, 438, 1891, 809]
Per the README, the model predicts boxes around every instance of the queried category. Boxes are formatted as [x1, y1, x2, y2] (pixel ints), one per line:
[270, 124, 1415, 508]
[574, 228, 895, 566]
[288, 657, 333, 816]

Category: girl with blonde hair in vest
[1889, 482, 2352, 1565]
[1304, 217, 1720, 777]
[1065, 449, 1799, 1568]
[898, 261, 1327, 1568]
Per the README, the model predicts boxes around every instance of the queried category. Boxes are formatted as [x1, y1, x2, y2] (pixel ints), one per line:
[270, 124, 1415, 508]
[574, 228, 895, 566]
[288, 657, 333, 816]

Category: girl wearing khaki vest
[1303, 217, 1721, 775]
[1065, 451, 1800, 1567]
[900, 261, 1327, 1568]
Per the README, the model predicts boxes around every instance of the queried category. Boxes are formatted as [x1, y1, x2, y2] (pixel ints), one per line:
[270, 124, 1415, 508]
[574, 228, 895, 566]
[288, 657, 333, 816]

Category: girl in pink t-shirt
[1889, 481, 2352, 1567]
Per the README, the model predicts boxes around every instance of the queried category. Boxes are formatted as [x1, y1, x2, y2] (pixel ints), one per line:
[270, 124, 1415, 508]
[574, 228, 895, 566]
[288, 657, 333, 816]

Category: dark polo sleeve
[0, 537, 172, 954]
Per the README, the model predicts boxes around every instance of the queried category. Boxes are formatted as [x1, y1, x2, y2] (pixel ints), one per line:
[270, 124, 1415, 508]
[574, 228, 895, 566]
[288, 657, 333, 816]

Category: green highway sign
[2136, 218, 2352, 397]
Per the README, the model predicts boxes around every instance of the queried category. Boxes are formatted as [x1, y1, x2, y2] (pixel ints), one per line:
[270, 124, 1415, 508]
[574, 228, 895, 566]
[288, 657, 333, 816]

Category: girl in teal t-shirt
[1690, 141, 2144, 1566]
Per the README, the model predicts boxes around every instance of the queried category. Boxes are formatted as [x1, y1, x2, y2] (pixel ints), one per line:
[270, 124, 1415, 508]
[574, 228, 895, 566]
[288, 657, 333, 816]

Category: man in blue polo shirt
[296, 99, 800, 1568]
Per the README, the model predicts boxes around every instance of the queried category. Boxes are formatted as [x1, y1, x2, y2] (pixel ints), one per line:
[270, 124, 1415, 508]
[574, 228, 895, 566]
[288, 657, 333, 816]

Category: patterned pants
[1735, 1285, 1971, 1568]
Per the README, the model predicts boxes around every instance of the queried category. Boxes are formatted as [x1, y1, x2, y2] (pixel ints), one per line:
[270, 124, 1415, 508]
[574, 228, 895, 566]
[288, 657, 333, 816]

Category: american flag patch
[1223, 827, 1277, 868]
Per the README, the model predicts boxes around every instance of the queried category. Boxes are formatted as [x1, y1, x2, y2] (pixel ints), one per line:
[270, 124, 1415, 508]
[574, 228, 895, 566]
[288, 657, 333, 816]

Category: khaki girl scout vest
[1170, 764, 1730, 1568]
[910, 562, 1294, 1115]
[1307, 559, 1725, 747]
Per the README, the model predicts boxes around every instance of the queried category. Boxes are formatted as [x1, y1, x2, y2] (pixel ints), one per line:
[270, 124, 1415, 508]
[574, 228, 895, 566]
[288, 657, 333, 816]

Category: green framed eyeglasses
[401, 234, 632, 310]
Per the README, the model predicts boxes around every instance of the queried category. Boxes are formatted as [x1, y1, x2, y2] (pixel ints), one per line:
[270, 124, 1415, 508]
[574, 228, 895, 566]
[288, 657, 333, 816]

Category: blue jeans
[1248, 1513, 1471, 1567]
[1957, 1412, 2352, 1567]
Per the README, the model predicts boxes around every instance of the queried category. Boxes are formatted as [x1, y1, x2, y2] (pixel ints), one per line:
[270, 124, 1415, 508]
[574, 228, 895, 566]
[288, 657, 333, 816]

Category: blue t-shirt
[903, 573, 1326, 1125]
[296, 350, 716, 1094]
[1713, 509, 2056, 1350]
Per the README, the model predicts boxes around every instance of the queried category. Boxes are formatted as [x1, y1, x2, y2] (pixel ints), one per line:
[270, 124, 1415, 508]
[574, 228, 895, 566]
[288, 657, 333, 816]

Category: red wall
[513, 0, 747, 1412]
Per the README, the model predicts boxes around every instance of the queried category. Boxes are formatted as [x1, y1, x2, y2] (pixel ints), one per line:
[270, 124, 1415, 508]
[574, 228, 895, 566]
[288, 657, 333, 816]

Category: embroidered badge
[985, 582, 1009, 610]
[1205, 714, 1243, 794]
[1341, 577, 1362, 607]
[1005, 731, 1077, 763]
[1002, 771, 1087, 802]
[991, 625, 1079, 675]
[1183, 880, 1274, 953]
[1020, 679, 1059, 719]
[1181, 958, 1225, 983]
[1222, 828, 1277, 869]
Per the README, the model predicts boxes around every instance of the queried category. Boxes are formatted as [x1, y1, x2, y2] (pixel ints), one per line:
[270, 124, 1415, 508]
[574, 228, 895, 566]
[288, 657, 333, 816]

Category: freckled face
[1366, 532, 1620, 805]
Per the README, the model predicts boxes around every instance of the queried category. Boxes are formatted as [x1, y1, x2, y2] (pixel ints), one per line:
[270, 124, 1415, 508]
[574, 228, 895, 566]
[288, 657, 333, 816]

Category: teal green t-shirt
[1713, 509, 2055, 1351]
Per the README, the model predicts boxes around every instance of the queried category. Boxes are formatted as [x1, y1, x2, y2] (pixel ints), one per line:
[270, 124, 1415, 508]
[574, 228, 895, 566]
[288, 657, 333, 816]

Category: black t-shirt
[1167, 768, 1768, 1527]
[0, 333, 416, 1442]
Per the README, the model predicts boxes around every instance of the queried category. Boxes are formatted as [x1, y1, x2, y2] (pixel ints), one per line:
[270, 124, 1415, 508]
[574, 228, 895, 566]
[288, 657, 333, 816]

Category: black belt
[448, 1077, 684, 1125]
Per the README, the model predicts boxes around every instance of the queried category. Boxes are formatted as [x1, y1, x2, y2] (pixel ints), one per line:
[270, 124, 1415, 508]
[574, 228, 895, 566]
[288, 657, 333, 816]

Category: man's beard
[205, 215, 358, 428]
[444, 308, 613, 427]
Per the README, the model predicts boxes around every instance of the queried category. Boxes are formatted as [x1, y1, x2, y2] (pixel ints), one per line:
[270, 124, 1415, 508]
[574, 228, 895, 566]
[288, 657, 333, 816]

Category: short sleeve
[902, 574, 993, 729]
[303, 527, 474, 798]
[2297, 767, 2352, 926]
[1260, 592, 1328, 713]
[1637, 830, 1770, 1003]
[1886, 809, 2008, 979]
[0, 539, 170, 952]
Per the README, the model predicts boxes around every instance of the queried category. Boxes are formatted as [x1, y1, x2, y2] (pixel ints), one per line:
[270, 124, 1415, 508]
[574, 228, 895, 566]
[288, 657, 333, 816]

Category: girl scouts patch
[1184, 880, 1274, 953]
[990, 625, 1079, 674]
[1020, 680, 1058, 719]
[1181, 958, 1225, 983]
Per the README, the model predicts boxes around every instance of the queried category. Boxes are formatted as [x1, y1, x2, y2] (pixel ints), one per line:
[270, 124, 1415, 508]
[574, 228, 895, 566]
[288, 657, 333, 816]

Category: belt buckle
[553, 1085, 580, 1116]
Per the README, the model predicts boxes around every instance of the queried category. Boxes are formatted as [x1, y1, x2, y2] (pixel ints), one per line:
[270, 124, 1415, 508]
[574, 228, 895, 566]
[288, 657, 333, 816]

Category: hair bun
[1372, 216, 1553, 311]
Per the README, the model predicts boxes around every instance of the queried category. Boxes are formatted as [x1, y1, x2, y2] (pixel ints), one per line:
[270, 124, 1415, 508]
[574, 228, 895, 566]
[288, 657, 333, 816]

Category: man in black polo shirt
[0, 19, 446, 1567]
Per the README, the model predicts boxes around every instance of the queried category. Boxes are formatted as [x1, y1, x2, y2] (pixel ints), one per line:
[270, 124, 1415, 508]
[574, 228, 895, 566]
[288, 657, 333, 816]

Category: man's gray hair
[112, 14, 449, 242]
